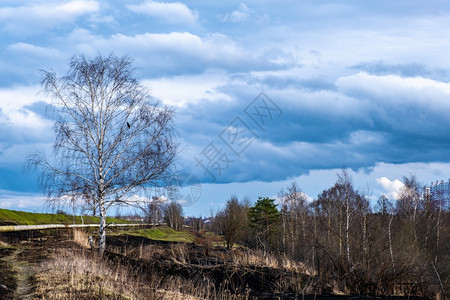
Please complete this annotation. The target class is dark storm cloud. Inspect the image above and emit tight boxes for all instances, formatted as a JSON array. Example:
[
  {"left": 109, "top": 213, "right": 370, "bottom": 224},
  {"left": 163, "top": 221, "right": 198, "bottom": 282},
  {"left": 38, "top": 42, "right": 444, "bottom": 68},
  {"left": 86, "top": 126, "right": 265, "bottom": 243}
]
[
  {"left": 4, "top": 0, "right": 450, "bottom": 211},
  {"left": 352, "top": 61, "right": 450, "bottom": 81},
  {"left": 176, "top": 71, "right": 450, "bottom": 184}
]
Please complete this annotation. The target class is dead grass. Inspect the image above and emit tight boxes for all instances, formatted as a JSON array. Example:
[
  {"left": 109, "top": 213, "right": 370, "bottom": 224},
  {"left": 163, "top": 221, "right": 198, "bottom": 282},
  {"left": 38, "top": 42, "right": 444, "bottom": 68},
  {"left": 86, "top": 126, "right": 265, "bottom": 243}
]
[
  {"left": 33, "top": 247, "right": 249, "bottom": 299},
  {"left": 34, "top": 248, "right": 152, "bottom": 299},
  {"left": 231, "top": 248, "right": 314, "bottom": 275},
  {"left": 0, "top": 240, "right": 11, "bottom": 247},
  {"left": 72, "top": 228, "right": 91, "bottom": 249},
  {"left": 30, "top": 232, "right": 314, "bottom": 299}
]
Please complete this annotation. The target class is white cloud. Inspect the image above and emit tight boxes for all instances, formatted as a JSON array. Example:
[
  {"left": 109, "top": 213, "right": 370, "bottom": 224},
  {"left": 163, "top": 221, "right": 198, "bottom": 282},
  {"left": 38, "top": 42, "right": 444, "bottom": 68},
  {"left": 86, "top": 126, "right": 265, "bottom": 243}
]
[
  {"left": 0, "top": 86, "right": 52, "bottom": 141},
  {"left": 223, "top": 3, "right": 268, "bottom": 23},
  {"left": 0, "top": 1, "right": 99, "bottom": 33},
  {"left": 3, "top": 109, "right": 49, "bottom": 132},
  {"left": 337, "top": 72, "right": 450, "bottom": 108},
  {"left": 125, "top": 194, "right": 149, "bottom": 204},
  {"left": 0, "top": 191, "right": 46, "bottom": 210},
  {"left": 7, "top": 43, "right": 63, "bottom": 60},
  {"left": 81, "top": 31, "right": 236, "bottom": 56},
  {"left": 333, "top": 72, "right": 450, "bottom": 136},
  {"left": 68, "top": 28, "right": 97, "bottom": 43},
  {"left": 143, "top": 70, "right": 233, "bottom": 107},
  {"left": 349, "top": 130, "right": 385, "bottom": 146},
  {"left": 0, "top": 85, "right": 42, "bottom": 114},
  {"left": 57, "top": 1, "right": 98, "bottom": 14},
  {"left": 111, "top": 32, "right": 241, "bottom": 59},
  {"left": 74, "top": 31, "right": 267, "bottom": 73},
  {"left": 376, "top": 177, "right": 404, "bottom": 200},
  {"left": 127, "top": 1, "right": 198, "bottom": 25},
  {"left": 223, "top": 3, "right": 251, "bottom": 23}
]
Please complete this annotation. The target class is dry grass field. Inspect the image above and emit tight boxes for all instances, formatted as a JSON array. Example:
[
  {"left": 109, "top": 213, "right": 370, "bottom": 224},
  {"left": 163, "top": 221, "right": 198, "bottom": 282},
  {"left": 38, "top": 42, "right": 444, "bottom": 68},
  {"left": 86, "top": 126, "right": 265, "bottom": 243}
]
[{"left": 0, "top": 228, "right": 436, "bottom": 300}]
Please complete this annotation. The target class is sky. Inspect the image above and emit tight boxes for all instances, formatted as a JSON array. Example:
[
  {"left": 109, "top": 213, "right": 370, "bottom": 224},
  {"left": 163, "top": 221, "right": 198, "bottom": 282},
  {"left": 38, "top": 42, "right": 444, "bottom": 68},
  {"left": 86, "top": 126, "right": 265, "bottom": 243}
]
[{"left": 1, "top": 0, "right": 450, "bottom": 216}]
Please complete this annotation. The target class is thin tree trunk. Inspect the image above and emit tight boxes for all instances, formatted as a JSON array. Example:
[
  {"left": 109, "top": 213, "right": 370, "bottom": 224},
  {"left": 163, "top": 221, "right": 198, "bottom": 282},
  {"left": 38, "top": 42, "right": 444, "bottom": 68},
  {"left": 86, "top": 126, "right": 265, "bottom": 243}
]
[
  {"left": 99, "top": 204, "right": 107, "bottom": 253},
  {"left": 412, "top": 196, "right": 418, "bottom": 243},
  {"left": 291, "top": 212, "right": 295, "bottom": 257},
  {"left": 345, "top": 197, "right": 351, "bottom": 266},
  {"left": 265, "top": 215, "right": 269, "bottom": 252},
  {"left": 282, "top": 212, "right": 285, "bottom": 254},
  {"left": 362, "top": 214, "right": 367, "bottom": 267},
  {"left": 431, "top": 262, "right": 446, "bottom": 296},
  {"left": 313, "top": 210, "right": 317, "bottom": 271},
  {"left": 339, "top": 206, "right": 343, "bottom": 262},
  {"left": 388, "top": 213, "right": 395, "bottom": 273},
  {"left": 72, "top": 197, "right": 76, "bottom": 225},
  {"left": 327, "top": 206, "right": 331, "bottom": 249},
  {"left": 346, "top": 212, "right": 350, "bottom": 266},
  {"left": 435, "top": 205, "right": 441, "bottom": 264}
]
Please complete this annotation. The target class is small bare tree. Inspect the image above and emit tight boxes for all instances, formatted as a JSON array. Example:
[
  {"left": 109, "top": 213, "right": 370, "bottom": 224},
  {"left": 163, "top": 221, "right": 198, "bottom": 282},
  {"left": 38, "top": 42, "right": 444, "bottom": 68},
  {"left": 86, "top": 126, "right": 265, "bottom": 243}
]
[
  {"left": 279, "top": 182, "right": 309, "bottom": 259},
  {"left": 163, "top": 201, "right": 184, "bottom": 231},
  {"left": 27, "top": 54, "right": 178, "bottom": 252},
  {"left": 146, "top": 196, "right": 165, "bottom": 225},
  {"left": 215, "top": 195, "right": 249, "bottom": 250}
]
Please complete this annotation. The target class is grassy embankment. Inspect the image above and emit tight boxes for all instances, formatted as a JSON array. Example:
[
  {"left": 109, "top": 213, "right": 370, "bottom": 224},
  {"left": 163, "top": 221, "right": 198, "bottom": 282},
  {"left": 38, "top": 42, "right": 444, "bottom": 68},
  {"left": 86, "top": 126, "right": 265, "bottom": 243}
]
[
  {"left": 114, "top": 227, "right": 197, "bottom": 243},
  {"left": 0, "top": 208, "right": 133, "bottom": 225},
  {"left": 0, "top": 209, "right": 206, "bottom": 245}
]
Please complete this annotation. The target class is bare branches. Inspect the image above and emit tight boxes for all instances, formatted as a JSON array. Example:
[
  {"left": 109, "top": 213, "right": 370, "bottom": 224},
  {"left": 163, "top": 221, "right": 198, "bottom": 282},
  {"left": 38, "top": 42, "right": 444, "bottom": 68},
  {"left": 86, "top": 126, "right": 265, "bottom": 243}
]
[{"left": 27, "top": 54, "right": 178, "bottom": 251}]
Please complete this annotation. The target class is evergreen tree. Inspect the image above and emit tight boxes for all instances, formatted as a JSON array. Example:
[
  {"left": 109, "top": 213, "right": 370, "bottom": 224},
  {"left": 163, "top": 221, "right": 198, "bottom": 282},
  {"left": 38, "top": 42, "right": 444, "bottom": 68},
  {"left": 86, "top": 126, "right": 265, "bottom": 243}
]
[{"left": 248, "top": 197, "right": 280, "bottom": 251}]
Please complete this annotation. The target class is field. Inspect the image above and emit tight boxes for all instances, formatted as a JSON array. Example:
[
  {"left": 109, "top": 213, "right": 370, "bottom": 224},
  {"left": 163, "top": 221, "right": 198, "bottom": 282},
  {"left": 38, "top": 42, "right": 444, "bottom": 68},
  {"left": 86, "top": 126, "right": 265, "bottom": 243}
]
[
  {"left": 0, "top": 209, "right": 437, "bottom": 299},
  {"left": 0, "top": 228, "right": 308, "bottom": 299},
  {"left": 0, "top": 229, "right": 433, "bottom": 299}
]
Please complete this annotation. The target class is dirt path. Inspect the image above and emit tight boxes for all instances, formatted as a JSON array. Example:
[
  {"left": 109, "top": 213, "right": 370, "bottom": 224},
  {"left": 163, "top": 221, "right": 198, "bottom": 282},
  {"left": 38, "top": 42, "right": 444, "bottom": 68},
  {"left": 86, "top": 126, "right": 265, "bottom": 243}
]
[
  {"left": 0, "top": 244, "right": 16, "bottom": 299},
  {"left": 11, "top": 249, "right": 35, "bottom": 299},
  {"left": 0, "top": 246, "right": 37, "bottom": 299}
]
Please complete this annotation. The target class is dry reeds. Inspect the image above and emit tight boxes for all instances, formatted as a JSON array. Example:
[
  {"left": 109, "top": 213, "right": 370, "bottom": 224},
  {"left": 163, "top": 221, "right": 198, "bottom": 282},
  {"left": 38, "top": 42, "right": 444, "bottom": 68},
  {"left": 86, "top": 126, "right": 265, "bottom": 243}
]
[
  {"left": 230, "top": 248, "right": 313, "bottom": 275},
  {"left": 34, "top": 248, "right": 153, "bottom": 299},
  {"left": 33, "top": 246, "right": 250, "bottom": 299},
  {"left": 72, "top": 229, "right": 91, "bottom": 249}
]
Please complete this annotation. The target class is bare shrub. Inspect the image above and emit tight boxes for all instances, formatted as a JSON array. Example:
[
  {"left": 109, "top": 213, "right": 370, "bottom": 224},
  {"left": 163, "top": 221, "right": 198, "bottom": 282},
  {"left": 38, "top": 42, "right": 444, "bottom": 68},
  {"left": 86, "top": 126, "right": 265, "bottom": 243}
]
[{"left": 169, "top": 243, "right": 189, "bottom": 265}]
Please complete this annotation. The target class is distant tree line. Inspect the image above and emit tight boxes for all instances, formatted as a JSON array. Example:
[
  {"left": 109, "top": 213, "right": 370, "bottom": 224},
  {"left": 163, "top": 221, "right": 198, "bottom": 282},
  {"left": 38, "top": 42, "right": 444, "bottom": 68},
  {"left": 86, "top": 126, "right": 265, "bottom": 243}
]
[
  {"left": 211, "top": 171, "right": 449, "bottom": 298},
  {"left": 143, "top": 197, "right": 184, "bottom": 232}
]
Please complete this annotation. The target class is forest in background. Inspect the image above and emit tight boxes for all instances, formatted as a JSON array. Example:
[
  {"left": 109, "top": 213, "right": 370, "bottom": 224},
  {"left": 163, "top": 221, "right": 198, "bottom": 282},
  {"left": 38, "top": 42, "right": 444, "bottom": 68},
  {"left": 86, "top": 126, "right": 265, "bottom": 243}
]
[{"left": 196, "top": 171, "right": 450, "bottom": 298}]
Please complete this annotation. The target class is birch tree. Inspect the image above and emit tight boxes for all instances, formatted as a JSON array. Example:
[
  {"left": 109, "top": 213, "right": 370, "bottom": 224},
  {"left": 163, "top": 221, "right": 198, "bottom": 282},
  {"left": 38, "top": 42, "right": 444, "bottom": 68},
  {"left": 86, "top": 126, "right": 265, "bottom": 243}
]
[
  {"left": 279, "top": 182, "right": 309, "bottom": 259},
  {"left": 375, "top": 195, "right": 396, "bottom": 272},
  {"left": 163, "top": 201, "right": 184, "bottom": 231},
  {"left": 27, "top": 54, "right": 178, "bottom": 253},
  {"left": 396, "top": 174, "right": 424, "bottom": 243}
]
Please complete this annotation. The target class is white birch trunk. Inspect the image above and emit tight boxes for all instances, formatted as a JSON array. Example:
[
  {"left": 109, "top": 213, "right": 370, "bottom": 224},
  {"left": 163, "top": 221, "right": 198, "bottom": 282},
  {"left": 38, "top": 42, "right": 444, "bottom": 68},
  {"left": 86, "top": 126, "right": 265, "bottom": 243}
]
[
  {"left": 388, "top": 213, "right": 395, "bottom": 272},
  {"left": 99, "top": 204, "right": 107, "bottom": 253}
]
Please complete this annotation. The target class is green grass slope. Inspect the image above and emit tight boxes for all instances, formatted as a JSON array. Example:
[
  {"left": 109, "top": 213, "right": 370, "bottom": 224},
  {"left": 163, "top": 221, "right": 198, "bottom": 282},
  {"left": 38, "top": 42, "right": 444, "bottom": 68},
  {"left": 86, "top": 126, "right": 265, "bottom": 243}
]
[
  {"left": 125, "top": 227, "right": 196, "bottom": 243},
  {"left": 110, "top": 226, "right": 226, "bottom": 245},
  {"left": 0, "top": 208, "right": 133, "bottom": 225}
]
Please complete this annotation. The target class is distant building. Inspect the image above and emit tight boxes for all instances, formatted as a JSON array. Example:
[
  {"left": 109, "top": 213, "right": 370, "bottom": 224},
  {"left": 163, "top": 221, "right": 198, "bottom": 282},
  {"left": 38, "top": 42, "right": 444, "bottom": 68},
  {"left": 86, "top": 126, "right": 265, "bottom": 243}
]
[{"left": 428, "top": 179, "right": 450, "bottom": 210}]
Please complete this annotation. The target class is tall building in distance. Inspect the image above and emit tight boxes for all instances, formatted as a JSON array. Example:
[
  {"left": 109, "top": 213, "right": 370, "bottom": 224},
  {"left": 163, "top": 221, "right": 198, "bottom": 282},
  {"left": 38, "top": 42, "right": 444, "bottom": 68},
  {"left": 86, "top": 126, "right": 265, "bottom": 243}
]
[{"left": 429, "top": 179, "right": 450, "bottom": 210}]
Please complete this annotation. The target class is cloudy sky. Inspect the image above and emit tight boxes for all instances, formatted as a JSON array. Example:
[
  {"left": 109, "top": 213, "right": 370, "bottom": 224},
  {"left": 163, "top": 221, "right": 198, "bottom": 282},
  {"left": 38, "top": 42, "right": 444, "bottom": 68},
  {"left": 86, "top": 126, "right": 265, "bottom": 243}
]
[{"left": 1, "top": 0, "right": 450, "bottom": 216}]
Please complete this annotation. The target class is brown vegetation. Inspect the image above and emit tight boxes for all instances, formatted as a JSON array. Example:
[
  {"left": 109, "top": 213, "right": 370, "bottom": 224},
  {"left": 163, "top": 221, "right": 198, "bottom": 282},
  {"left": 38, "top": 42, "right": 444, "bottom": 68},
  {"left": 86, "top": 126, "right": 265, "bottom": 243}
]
[
  {"left": 1, "top": 172, "right": 448, "bottom": 299},
  {"left": 211, "top": 173, "right": 449, "bottom": 299},
  {"left": 0, "top": 222, "right": 442, "bottom": 300}
]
